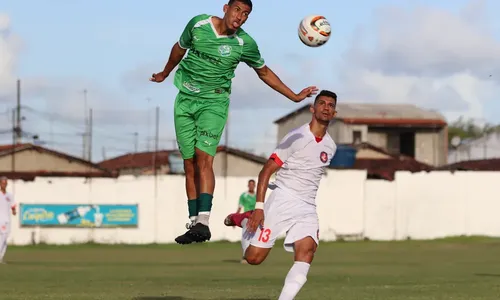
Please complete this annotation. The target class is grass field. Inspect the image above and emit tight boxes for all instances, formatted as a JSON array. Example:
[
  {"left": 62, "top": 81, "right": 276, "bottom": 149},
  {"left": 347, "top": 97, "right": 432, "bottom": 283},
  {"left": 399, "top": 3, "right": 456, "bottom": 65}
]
[{"left": 0, "top": 237, "right": 499, "bottom": 300}]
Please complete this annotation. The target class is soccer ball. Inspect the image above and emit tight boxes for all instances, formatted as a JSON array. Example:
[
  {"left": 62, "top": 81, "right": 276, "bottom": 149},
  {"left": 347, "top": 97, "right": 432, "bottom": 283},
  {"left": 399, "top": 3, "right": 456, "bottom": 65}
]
[{"left": 298, "top": 15, "right": 331, "bottom": 47}]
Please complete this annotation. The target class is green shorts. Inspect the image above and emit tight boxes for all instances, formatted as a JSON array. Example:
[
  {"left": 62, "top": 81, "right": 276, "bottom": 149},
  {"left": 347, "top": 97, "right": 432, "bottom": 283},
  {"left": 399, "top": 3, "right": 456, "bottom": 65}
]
[{"left": 174, "top": 92, "right": 229, "bottom": 159}]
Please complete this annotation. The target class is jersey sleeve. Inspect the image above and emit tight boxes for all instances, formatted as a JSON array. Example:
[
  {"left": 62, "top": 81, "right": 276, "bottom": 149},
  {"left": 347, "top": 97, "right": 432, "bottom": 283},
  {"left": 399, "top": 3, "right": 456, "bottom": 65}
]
[
  {"left": 178, "top": 14, "right": 206, "bottom": 49},
  {"left": 238, "top": 193, "right": 245, "bottom": 206},
  {"left": 269, "top": 131, "right": 306, "bottom": 167},
  {"left": 241, "top": 36, "right": 266, "bottom": 69}
]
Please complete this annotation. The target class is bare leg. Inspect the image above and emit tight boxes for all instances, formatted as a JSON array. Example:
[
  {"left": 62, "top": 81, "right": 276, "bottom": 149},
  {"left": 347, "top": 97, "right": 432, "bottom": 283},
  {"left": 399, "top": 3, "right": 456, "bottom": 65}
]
[
  {"left": 193, "top": 148, "right": 215, "bottom": 226},
  {"left": 241, "top": 219, "right": 273, "bottom": 265},
  {"left": 183, "top": 158, "right": 198, "bottom": 224}
]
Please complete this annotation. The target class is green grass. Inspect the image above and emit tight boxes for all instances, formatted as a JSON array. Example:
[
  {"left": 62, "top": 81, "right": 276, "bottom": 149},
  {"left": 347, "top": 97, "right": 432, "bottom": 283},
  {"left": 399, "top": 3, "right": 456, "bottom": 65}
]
[{"left": 1, "top": 237, "right": 500, "bottom": 299}]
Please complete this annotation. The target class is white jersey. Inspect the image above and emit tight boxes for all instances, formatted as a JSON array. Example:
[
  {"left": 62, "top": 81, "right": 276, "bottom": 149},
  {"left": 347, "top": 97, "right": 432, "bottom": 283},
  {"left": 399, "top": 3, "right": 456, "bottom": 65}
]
[
  {"left": 269, "top": 123, "right": 337, "bottom": 205},
  {"left": 0, "top": 191, "right": 15, "bottom": 224}
]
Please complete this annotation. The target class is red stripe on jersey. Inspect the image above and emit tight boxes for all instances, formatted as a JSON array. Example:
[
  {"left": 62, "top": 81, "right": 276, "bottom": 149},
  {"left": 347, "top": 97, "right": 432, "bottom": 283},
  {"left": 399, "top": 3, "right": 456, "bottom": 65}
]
[
  {"left": 270, "top": 153, "right": 284, "bottom": 166},
  {"left": 315, "top": 137, "right": 322, "bottom": 143}
]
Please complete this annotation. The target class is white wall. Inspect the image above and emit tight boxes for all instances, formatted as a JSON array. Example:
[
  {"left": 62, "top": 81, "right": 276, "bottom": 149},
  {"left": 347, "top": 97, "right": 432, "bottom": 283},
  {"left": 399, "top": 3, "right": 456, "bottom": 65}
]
[
  {"left": 7, "top": 170, "right": 500, "bottom": 245},
  {"left": 448, "top": 132, "right": 500, "bottom": 163}
]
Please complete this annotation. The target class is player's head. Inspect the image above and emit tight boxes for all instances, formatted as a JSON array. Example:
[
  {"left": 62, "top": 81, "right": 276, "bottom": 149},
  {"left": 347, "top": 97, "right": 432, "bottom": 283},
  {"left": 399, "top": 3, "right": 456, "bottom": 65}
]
[
  {"left": 310, "top": 90, "right": 337, "bottom": 124},
  {"left": 223, "top": 0, "right": 253, "bottom": 32},
  {"left": 248, "top": 179, "right": 255, "bottom": 192},
  {"left": 0, "top": 176, "right": 7, "bottom": 190}
]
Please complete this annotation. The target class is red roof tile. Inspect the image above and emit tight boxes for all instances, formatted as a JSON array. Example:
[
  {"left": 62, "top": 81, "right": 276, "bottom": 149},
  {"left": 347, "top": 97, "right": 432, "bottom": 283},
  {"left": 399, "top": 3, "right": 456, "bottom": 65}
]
[
  {"left": 437, "top": 159, "right": 500, "bottom": 171},
  {"left": 0, "top": 171, "right": 118, "bottom": 181},
  {"left": 98, "top": 151, "right": 172, "bottom": 171},
  {"left": 98, "top": 146, "right": 268, "bottom": 172},
  {"left": 351, "top": 158, "right": 433, "bottom": 180},
  {"left": 0, "top": 143, "right": 113, "bottom": 177}
]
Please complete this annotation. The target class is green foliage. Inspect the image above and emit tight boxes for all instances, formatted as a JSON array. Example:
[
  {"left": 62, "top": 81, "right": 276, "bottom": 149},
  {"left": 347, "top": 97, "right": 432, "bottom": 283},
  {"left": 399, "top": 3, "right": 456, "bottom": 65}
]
[{"left": 448, "top": 116, "right": 500, "bottom": 146}]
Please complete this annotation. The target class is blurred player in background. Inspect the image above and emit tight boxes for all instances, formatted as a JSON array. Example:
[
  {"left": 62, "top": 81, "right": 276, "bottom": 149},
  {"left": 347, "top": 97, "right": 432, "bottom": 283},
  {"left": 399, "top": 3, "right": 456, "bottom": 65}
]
[
  {"left": 150, "top": 0, "right": 318, "bottom": 245},
  {"left": 237, "top": 179, "right": 256, "bottom": 214},
  {"left": 0, "top": 177, "right": 16, "bottom": 264},
  {"left": 224, "top": 90, "right": 338, "bottom": 299},
  {"left": 234, "top": 179, "right": 256, "bottom": 263}
]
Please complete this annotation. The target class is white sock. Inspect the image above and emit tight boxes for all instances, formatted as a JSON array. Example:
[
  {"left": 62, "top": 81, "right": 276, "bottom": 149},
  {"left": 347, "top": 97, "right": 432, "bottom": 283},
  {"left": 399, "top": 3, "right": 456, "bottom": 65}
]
[
  {"left": 197, "top": 211, "right": 210, "bottom": 226},
  {"left": 241, "top": 218, "right": 251, "bottom": 256},
  {"left": 278, "top": 261, "right": 310, "bottom": 300}
]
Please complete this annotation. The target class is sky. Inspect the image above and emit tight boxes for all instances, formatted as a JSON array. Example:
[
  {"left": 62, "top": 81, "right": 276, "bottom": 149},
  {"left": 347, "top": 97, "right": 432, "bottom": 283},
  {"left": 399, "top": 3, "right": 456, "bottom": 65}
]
[{"left": 0, "top": 0, "right": 499, "bottom": 161}]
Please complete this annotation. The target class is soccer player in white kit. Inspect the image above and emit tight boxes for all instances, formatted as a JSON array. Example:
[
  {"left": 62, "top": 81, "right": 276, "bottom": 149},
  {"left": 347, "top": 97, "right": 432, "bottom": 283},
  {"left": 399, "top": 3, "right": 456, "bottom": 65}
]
[
  {"left": 224, "top": 90, "right": 338, "bottom": 300},
  {"left": 0, "top": 177, "right": 16, "bottom": 264}
]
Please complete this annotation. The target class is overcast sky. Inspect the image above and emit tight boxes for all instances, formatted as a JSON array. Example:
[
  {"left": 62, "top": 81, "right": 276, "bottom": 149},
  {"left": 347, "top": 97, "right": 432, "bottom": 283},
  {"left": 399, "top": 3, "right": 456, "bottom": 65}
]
[{"left": 0, "top": 0, "right": 499, "bottom": 161}]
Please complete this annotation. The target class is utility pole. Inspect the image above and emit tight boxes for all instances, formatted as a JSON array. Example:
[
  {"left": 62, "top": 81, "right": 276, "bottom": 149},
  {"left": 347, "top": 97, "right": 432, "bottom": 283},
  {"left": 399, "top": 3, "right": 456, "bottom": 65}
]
[
  {"left": 153, "top": 106, "right": 160, "bottom": 243},
  {"left": 225, "top": 112, "right": 230, "bottom": 175},
  {"left": 16, "top": 79, "right": 21, "bottom": 143},
  {"left": 134, "top": 132, "right": 139, "bottom": 153},
  {"left": 224, "top": 111, "right": 230, "bottom": 204},
  {"left": 153, "top": 106, "right": 160, "bottom": 201},
  {"left": 82, "top": 89, "right": 88, "bottom": 160},
  {"left": 101, "top": 146, "right": 106, "bottom": 161},
  {"left": 81, "top": 133, "right": 86, "bottom": 159},
  {"left": 153, "top": 106, "right": 159, "bottom": 176},
  {"left": 11, "top": 109, "right": 16, "bottom": 174},
  {"left": 146, "top": 97, "right": 151, "bottom": 151},
  {"left": 87, "top": 108, "right": 93, "bottom": 162}
]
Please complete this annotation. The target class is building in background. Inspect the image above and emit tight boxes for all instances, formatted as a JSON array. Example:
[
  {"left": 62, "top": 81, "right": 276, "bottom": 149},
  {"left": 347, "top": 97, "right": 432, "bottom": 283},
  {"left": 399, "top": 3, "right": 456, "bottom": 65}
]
[
  {"left": 98, "top": 150, "right": 173, "bottom": 176},
  {"left": 98, "top": 146, "right": 267, "bottom": 177},
  {"left": 329, "top": 142, "right": 433, "bottom": 181},
  {"left": 0, "top": 143, "right": 114, "bottom": 180},
  {"left": 274, "top": 103, "right": 448, "bottom": 166}
]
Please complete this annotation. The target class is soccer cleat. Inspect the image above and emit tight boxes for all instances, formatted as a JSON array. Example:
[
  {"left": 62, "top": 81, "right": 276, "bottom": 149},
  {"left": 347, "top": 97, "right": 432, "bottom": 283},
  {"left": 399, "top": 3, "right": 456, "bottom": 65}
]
[
  {"left": 175, "top": 230, "right": 195, "bottom": 245},
  {"left": 185, "top": 222, "right": 211, "bottom": 243},
  {"left": 224, "top": 210, "right": 253, "bottom": 228}
]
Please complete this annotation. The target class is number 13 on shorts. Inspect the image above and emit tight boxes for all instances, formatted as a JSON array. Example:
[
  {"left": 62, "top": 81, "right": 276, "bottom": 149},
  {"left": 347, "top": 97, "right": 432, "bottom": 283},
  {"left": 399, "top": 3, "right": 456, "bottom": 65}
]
[{"left": 258, "top": 227, "right": 272, "bottom": 243}]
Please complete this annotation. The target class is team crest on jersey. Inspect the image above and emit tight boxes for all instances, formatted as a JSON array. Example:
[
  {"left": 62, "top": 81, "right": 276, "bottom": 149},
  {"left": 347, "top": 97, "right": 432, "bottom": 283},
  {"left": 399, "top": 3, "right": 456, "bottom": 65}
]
[
  {"left": 320, "top": 151, "right": 328, "bottom": 163},
  {"left": 218, "top": 44, "right": 232, "bottom": 57}
]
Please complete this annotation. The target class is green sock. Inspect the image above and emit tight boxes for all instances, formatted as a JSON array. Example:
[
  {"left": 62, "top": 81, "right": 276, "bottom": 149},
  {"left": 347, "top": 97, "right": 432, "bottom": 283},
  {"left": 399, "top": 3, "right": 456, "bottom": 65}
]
[
  {"left": 196, "top": 197, "right": 202, "bottom": 215},
  {"left": 188, "top": 199, "right": 198, "bottom": 220},
  {"left": 198, "top": 193, "right": 213, "bottom": 213}
]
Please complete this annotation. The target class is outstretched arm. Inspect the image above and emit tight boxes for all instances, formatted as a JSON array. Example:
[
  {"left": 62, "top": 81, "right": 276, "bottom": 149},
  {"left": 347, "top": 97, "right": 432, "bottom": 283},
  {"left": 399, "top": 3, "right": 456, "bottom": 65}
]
[
  {"left": 254, "top": 66, "right": 318, "bottom": 103},
  {"left": 150, "top": 43, "right": 186, "bottom": 82},
  {"left": 151, "top": 15, "right": 202, "bottom": 83}
]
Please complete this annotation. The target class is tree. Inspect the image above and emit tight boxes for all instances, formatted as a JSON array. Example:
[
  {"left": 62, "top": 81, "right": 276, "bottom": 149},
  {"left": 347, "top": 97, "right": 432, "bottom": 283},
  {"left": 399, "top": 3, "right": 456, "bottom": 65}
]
[{"left": 448, "top": 117, "right": 500, "bottom": 147}]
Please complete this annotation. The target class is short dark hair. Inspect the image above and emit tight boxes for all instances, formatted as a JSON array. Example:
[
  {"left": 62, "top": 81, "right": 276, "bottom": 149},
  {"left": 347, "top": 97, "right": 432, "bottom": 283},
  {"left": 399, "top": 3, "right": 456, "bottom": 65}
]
[
  {"left": 314, "top": 90, "right": 337, "bottom": 106},
  {"left": 248, "top": 179, "right": 255, "bottom": 184},
  {"left": 228, "top": 0, "right": 253, "bottom": 9}
]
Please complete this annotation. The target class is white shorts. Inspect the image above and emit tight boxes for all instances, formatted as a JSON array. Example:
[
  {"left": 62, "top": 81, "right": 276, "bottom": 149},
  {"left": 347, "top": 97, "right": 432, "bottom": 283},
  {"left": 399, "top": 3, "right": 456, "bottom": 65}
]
[{"left": 246, "top": 187, "right": 319, "bottom": 253}]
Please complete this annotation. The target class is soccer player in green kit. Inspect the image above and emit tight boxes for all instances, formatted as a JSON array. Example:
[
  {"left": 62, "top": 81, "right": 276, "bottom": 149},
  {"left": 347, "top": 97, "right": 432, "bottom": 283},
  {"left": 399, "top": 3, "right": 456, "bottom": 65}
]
[
  {"left": 236, "top": 179, "right": 256, "bottom": 263},
  {"left": 237, "top": 179, "right": 256, "bottom": 214},
  {"left": 150, "top": 0, "right": 318, "bottom": 245}
]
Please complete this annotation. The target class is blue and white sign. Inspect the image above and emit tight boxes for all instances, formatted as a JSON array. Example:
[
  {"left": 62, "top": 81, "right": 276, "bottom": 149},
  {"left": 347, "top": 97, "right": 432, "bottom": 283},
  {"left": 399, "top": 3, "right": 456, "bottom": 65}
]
[{"left": 19, "top": 204, "right": 139, "bottom": 228}]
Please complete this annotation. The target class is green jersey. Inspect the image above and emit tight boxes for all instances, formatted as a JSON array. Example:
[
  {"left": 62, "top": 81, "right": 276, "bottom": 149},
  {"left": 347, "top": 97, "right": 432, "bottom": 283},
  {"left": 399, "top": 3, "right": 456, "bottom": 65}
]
[
  {"left": 174, "top": 14, "right": 266, "bottom": 99},
  {"left": 239, "top": 192, "right": 256, "bottom": 212}
]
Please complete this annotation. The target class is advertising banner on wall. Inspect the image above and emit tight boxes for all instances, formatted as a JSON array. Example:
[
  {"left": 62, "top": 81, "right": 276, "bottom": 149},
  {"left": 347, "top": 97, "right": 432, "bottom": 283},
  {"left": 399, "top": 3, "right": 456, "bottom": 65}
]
[{"left": 19, "top": 204, "right": 139, "bottom": 228}]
